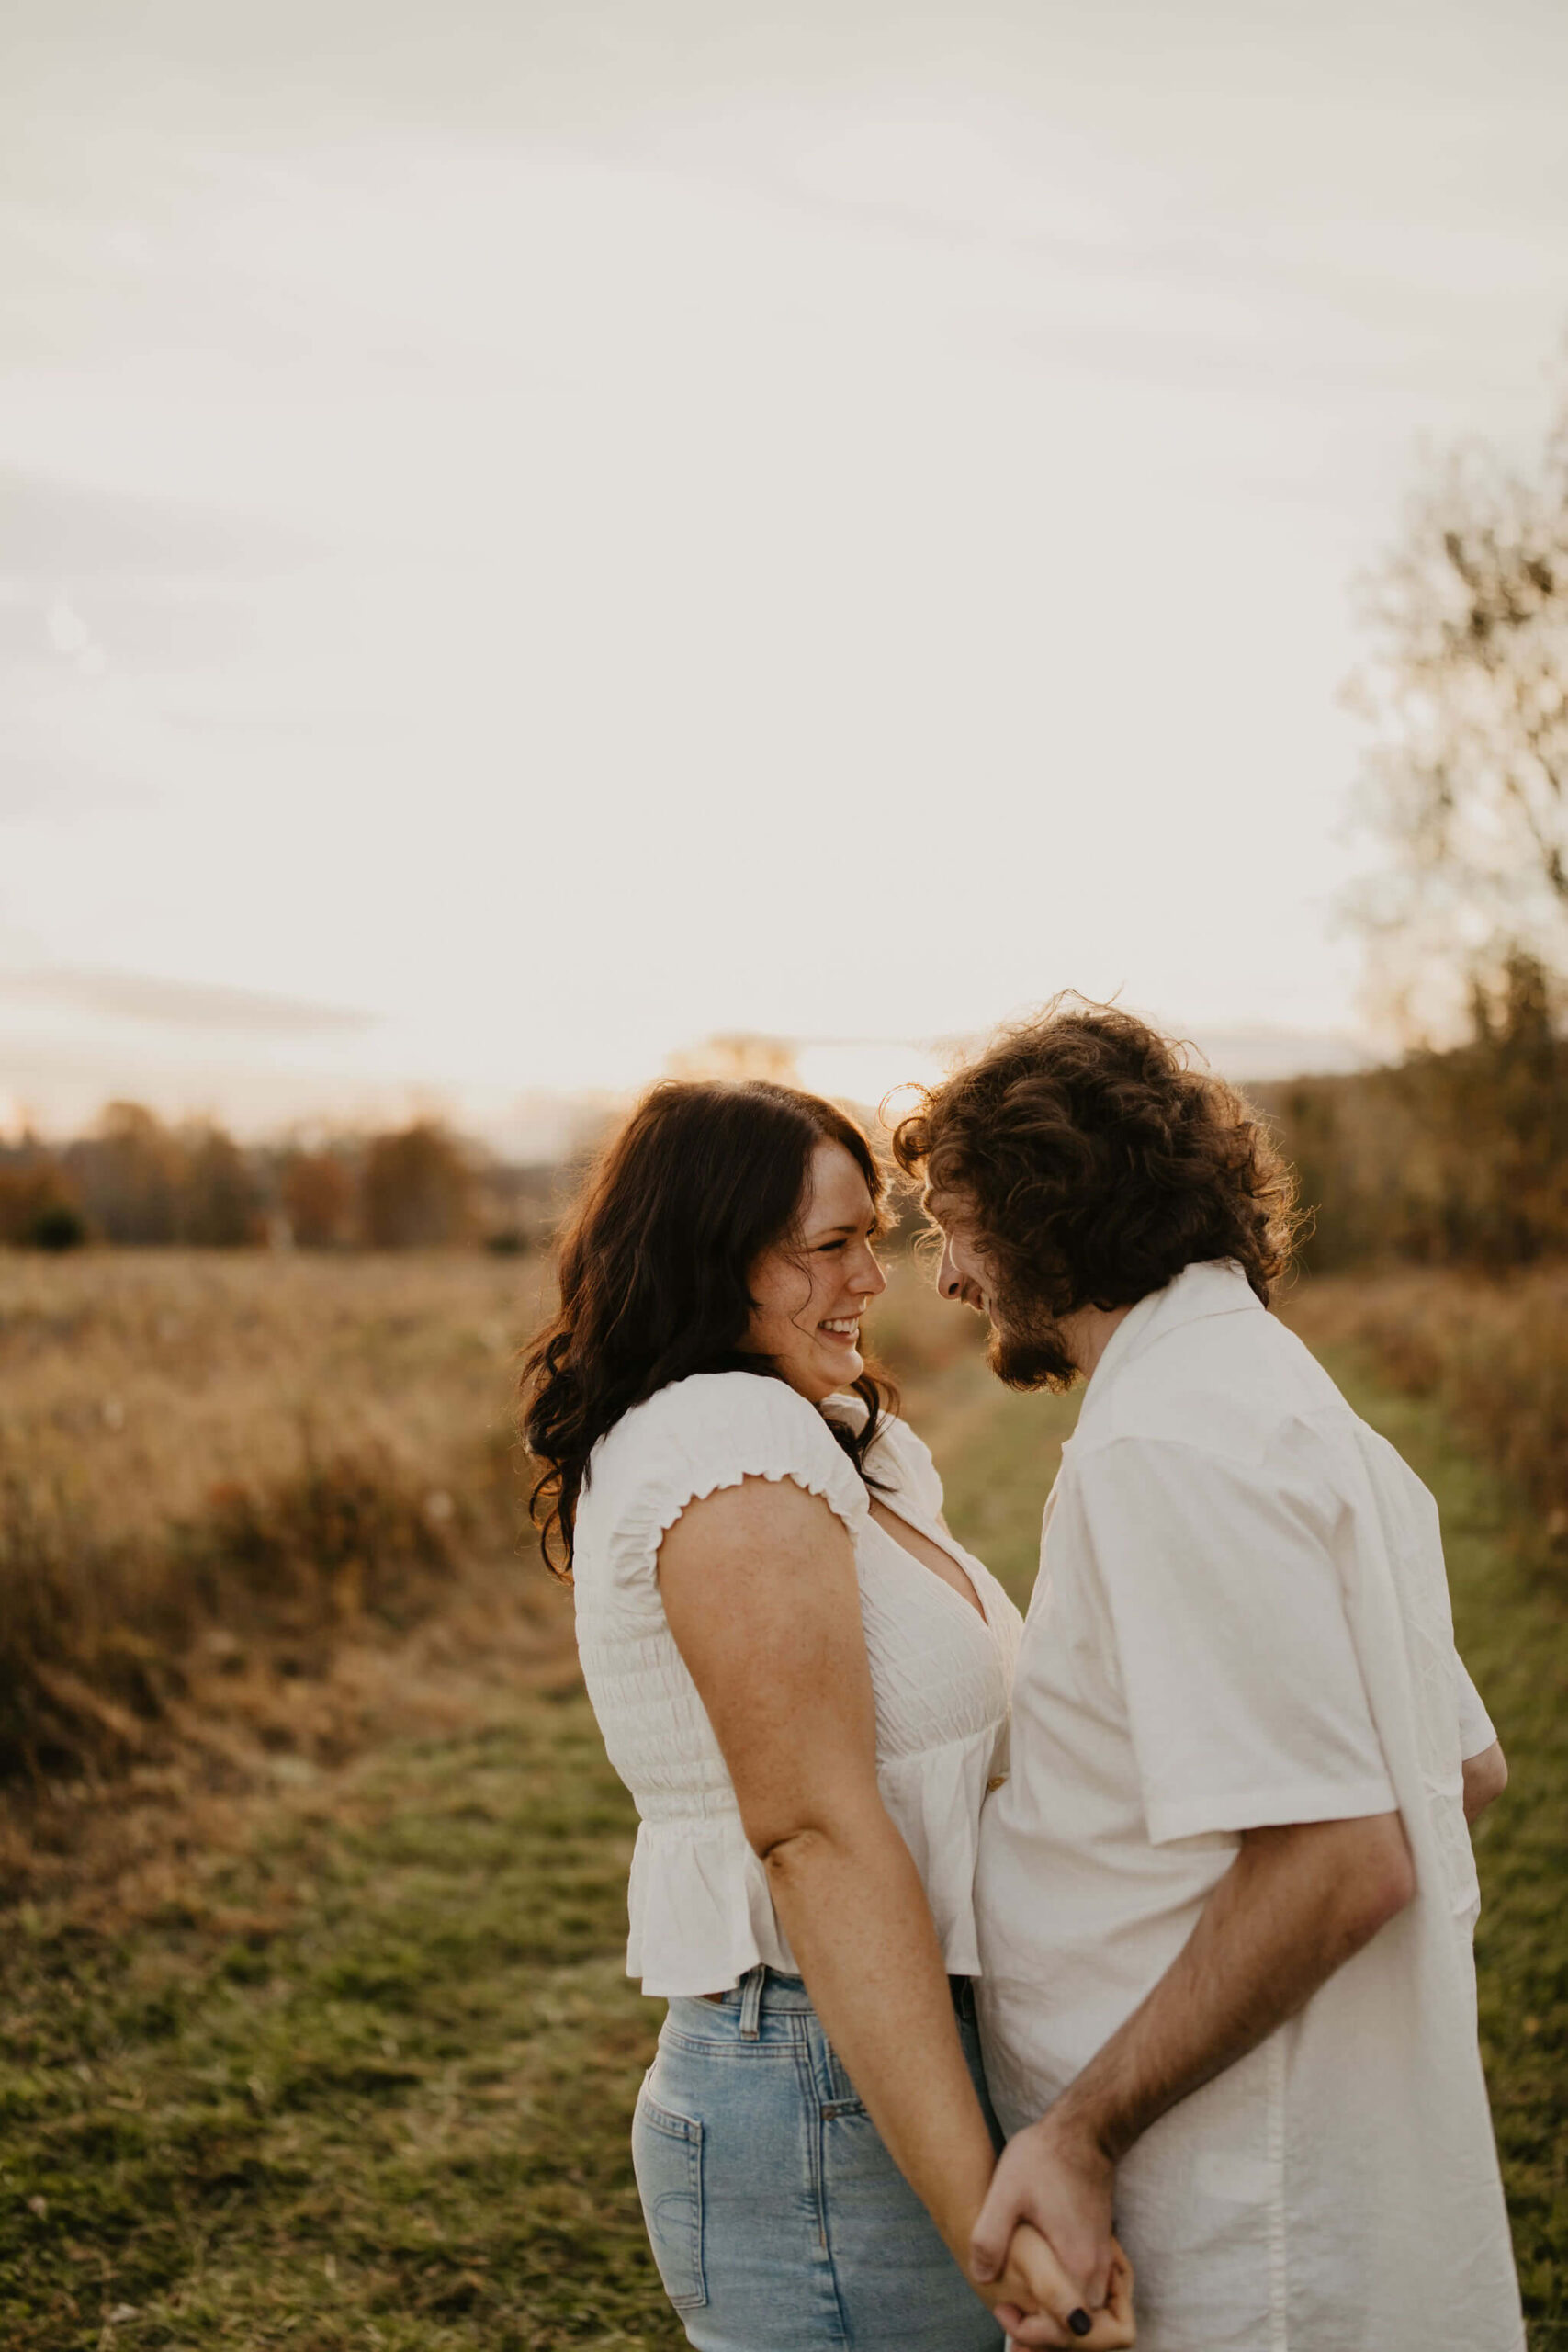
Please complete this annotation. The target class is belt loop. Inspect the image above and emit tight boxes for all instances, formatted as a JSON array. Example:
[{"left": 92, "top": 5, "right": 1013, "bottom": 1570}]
[{"left": 739, "top": 1964, "right": 765, "bottom": 2041}]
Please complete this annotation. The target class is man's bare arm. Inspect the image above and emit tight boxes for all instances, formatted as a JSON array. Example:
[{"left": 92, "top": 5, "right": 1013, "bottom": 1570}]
[{"left": 975, "top": 1811, "right": 1415, "bottom": 2343}]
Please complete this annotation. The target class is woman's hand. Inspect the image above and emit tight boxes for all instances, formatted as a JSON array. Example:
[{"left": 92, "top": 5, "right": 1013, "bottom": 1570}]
[{"left": 985, "top": 2227, "right": 1134, "bottom": 2349}]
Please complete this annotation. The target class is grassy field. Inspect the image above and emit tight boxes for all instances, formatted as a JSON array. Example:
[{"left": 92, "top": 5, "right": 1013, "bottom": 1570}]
[
  {"left": 0, "top": 1250, "right": 556, "bottom": 1873},
  {"left": 1282, "top": 1263, "right": 1568, "bottom": 1532},
  {"left": 0, "top": 1257, "right": 1562, "bottom": 2346}
]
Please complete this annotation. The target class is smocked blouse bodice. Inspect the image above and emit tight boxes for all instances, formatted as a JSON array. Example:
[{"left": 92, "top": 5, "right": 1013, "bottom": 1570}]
[{"left": 571, "top": 1370, "right": 1023, "bottom": 1996}]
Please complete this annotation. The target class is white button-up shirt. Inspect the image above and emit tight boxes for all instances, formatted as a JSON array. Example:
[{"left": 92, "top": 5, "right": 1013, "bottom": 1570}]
[{"left": 974, "top": 1260, "right": 1522, "bottom": 2352}]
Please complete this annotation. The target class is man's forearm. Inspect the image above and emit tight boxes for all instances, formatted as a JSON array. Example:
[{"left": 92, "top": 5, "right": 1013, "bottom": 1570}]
[{"left": 1055, "top": 1812, "right": 1415, "bottom": 2161}]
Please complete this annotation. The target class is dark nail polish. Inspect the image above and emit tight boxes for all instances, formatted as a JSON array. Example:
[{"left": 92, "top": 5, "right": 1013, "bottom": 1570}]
[{"left": 1067, "top": 2312, "right": 1093, "bottom": 2339}]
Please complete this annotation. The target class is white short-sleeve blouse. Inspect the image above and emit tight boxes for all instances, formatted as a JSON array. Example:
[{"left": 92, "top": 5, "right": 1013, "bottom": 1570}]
[{"left": 572, "top": 1370, "right": 1023, "bottom": 1996}]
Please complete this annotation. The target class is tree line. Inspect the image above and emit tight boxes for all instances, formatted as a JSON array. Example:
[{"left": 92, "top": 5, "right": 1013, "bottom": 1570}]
[
  {"left": 1258, "top": 951, "right": 1568, "bottom": 1273},
  {"left": 0, "top": 1104, "right": 557, "bottom": 1252}
]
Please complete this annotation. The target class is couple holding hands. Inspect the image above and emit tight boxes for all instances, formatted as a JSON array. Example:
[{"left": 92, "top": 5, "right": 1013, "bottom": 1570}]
[{"left": 522, "top": 1001, "right": 1522, "bottom": 2352}]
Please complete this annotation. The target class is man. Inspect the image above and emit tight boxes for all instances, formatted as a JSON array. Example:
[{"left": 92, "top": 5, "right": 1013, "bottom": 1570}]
[{"left": 893, "top": 1001, "right": 1522, "bottom": 2352}]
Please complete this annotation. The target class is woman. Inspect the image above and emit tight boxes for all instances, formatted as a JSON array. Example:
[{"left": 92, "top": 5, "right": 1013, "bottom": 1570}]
[{"left": 521, "top": 1080, "right": 1133, "bottom": 2351}]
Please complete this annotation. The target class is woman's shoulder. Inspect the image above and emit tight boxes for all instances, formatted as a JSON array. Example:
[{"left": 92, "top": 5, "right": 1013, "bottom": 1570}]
[{"left": 579, "top": 1372, "right": 866, "bottom": 1577}]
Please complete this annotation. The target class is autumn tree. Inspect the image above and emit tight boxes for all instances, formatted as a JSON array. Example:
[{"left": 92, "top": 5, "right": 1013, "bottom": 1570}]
[
  {"left": 1349, "top": 373, "right": 1568, "bottom": 1038},
  {"left": 0, "top": 1152, "right": 85, "bottom": 1249},
  {"left": 361, "top": 1120, "right": 474, "bottom": 1248},
  {"left": 280, "top": 1148, "right": 356, "bottom": 1247},
  {"left": 65, "top": 1102, "right": 186, "bottom": 1242},
  {"left": 57, "top": 1104, "right": 263, "bottom": 1244},
  {"left": 181, "top": 1122, "right": 263, "bottom": 1246}
]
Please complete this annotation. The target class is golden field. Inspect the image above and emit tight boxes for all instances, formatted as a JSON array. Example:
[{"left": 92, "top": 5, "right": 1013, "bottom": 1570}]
[
  {"left": 1281, "top": 1264, "right": 1568, "bottom": 1538},
  {"left": 0, "top": 1249, "right": 562, "bottom": 1887},
  {"left": 5, "top": 1244, "right": 1564, "bottom": 1832},
  {"left": 0, "top": 1245, "right": 1562, "bottom": 2345}
]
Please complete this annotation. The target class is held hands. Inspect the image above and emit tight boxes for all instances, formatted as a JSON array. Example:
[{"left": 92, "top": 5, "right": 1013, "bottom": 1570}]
[
  {"left": 970, "top": 2111, "right": 1134, "bottom": 2349},
  {"left": 976, "top": 2220, "right": 1134, "bottom": 2350}
]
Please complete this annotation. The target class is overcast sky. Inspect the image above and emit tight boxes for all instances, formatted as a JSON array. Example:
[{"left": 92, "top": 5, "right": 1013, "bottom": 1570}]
[{"left": 3, "top": 0, "right": 1566, "bottom": 1140}]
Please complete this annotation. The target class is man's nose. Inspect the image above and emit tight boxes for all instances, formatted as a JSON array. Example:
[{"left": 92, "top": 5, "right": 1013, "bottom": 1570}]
[{"left": 938, "top": 1241, "right": 963, "bottom": 1300}]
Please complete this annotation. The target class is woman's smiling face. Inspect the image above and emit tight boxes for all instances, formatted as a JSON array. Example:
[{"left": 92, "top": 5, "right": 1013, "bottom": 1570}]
[{"left": 745, "top": 1138, "right": 887, "bottom": 1404}]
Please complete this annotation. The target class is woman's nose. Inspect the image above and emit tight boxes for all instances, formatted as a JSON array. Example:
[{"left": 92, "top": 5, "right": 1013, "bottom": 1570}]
[
  {"left": 849, "top": 1247, "right": 886, "bottom": 1295},
  {"left": 938, "top": 1242, "right": 962, "bottom": 1300}
]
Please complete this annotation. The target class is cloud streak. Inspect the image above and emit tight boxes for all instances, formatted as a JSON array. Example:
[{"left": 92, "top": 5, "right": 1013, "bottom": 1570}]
[
  {"left": 0, "top": 967, "right": 380, "bottom": 1036},
  {"left": 0, "top": 466, "right": 316, "bottom": 582}
]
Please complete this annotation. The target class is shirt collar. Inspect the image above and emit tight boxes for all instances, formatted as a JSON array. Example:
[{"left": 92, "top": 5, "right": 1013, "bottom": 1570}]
[{"left": 1073, "top": 1258, "right": 1262, "bottom": 1437}]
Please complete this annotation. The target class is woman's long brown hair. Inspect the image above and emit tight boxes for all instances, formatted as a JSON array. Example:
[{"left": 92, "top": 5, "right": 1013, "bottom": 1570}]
[{"left": 519, "top": 1080, "right": 897, "bottom": 1577}]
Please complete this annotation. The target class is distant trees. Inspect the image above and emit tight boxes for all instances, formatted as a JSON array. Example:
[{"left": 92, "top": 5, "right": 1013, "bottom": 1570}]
[
  {"left": 279, "top": 1148, "right": 357, "bottom": 1248},
  {"left": 1, "top": 1107, "right": 491, "bottom": 1250},
  {"left": 182, "top": 1124, "right": 264, "bottom": 1247},
  {"left": 67, "top": 1103, "right": 186, "bottom": 1243},
  {"left": 666, "top": 1034, "right": 804, "bottom": 1084},
  {"left": 1349, "top": 374, "right": 1568, "bottom": 1038},
  {"left": 54, "top": 1104, "right": 265, "bottom": 1247},
  {"left": 0, "top": 1153, "right": 86, "bottom": 1250},
  {"left": 361, "top": 1121, "right": 475, "bottom": 1248},
  {"left": 1263, "top": 952, "right": 1568, "bottom": 1272}
]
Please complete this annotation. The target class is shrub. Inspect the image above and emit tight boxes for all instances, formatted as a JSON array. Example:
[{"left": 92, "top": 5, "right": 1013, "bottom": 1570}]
[
  {"left": 1283, "top": 1266, "right": 1568, "bottom": 1543},
  {"left": 1259, "top": 955, "right": 1568, "bottom": 1272},
  {"left": 0, "top": 1452, "right": 464, "bottom": 1786},
  {"left": 0, "top": 1161, "right": 84, "bottom": 1249},
  {"left": 28, "top": 1204, "right": 89, "bottom": 1252}
]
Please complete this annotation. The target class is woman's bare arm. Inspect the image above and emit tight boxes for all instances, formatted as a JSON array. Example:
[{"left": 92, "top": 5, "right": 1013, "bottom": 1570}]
[{"left": 658, "top": 1475, "right": 1128, "bottom": 2346}]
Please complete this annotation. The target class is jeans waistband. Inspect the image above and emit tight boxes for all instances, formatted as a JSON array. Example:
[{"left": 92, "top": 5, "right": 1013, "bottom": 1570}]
[
  {"left": 696, "top": 1967, "right": 811, "bottom": 2015},
  {"left": 693, "top": 1966, "right": 975, "bottom": 2030}
]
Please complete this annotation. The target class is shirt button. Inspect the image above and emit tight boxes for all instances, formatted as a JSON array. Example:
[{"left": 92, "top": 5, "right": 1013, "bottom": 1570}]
[{"left": 986, "top": 1773, "right": 1009, "bottom": 1792}]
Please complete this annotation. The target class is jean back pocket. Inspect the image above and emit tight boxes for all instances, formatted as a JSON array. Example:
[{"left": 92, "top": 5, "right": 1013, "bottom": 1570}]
[{"left": 632, "top": 2083, "right": 707, "bottom": 2312}]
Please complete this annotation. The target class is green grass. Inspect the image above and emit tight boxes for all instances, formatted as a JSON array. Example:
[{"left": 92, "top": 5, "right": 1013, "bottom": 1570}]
[
  {"left": 0, "top": 1705, "right": 675, "bottom": 2350},
  {"left": 1314, "top": 1351, "right": 1567, "bottom": 2344},
  {"left": 1, "top": 1336, "right": 1562, "bottom": 2346}
]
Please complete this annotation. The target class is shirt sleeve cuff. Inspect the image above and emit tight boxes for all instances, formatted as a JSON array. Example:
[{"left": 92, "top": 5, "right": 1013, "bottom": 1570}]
[{"left": 1145, "top": 1774, "right": 1400, "bottom": 1847}]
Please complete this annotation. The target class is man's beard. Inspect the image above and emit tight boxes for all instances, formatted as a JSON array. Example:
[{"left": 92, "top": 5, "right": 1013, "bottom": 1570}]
[{"left": 986, "top": 1289, "right": 1080, "bottom": 1392}]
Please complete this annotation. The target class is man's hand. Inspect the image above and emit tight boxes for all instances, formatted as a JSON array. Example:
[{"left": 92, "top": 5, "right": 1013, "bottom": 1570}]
[{"left": 971, "top": 2109, "right": 1117, "bottom": 2339}]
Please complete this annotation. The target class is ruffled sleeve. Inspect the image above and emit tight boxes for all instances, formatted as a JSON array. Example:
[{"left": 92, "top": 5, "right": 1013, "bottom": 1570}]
[{"left": 580, "top": 1370, "right": 872, "bottom": 1591}]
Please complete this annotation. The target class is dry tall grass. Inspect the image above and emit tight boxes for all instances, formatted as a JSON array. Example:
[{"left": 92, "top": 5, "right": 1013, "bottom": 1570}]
[
  {"left": 0, "top": 1250, "right": 550, "bottom": 1792},
  {"left": 0, "top": 1247, "right": 1010, "bottom": 1811},
  {"left": 1280, "top": 1264, "right": 1568, "bottom": 1542},
  {"left": 14, "top": 1240, "right": 1557, "bottom": 1848}
]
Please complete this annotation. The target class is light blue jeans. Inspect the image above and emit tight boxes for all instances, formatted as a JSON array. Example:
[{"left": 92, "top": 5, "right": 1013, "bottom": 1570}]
[{"left": 632, "top": 1966, "right": 1006, "bottom": 2351}]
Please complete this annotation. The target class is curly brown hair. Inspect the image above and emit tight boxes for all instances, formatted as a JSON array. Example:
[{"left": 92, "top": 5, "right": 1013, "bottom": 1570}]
[{"left": 891, "top": 1000, "right": 1301, "bottom": 1362}]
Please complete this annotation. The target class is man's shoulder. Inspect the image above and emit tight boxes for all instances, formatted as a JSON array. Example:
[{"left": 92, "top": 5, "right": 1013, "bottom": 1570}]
[{"left": 1074, "top": 1306, "right": 1352, "bottom": 1476}]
